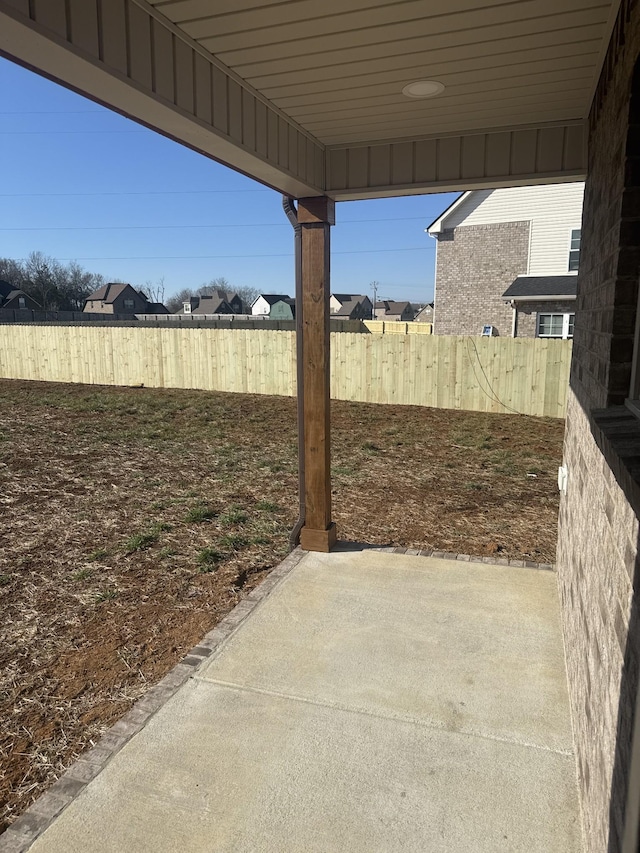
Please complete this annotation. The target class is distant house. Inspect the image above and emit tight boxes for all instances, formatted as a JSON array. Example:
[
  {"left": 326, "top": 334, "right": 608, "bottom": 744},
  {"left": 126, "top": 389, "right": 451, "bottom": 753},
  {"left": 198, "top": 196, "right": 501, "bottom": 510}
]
[
  {"left": 180, "top": 289, "right": 243, "bottom": 315},
  {"left": 374, "top": 300, "right": 415, "bottom": 321},
  {"left": 414, "top": 303, "right": 434, "bottom": 323},
  {"left": 0, "top": 280, "right": 40, "bottom": 311},
  {"left": 251, "top": 294, "right": 290, "bottom": 316},
  {"left": 426, "top": 183, "right": 584, "bottom": 337},
  {"left": 270, "top": 298, "right": 295, "bottom": 320},
  {"left": 182, "top": 295, "right": 232, "bottom": 315},
  {"left": 330, "top": 294, "right": 372, "bottom": 319},
  {"left": 84, "top": 283, "right": 149, "bottom": 315}
]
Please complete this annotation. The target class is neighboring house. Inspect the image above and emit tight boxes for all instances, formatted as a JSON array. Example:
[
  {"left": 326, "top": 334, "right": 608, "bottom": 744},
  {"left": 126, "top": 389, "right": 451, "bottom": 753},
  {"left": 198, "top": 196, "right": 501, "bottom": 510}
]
[
  {"left": 269, "top": 297, "right": 295, "bottom": 320},
  {"left": 180, "top": 289, "right": 242, "bottom": 315},
  {"left": 84, "top": 283, "right": 150, "bottom": 315},
  {"left": 374, "top": 300, "right": 415, "bottom": 321},
  {"left": 427, "top": 183, "right": 584, "bottom": 337},
  {"left": 182, "top": 295, "right": 233, "bottom": 315},
  {"left": 251, "top": 294, "right": 290, "bottom": 316},
  {"left": 329, "top": 294, "right": 372, "bottom": 318},
  {"left": 331, "top": 294, "right": 372, "bottom": 320},
  {"left": 0, "top": 280, "right": 40, "bottom": 311},
  {"left": 414, "top": 303, "right": 434, "bottom": 323},
  {"left": 502, "top": 275, "right": 577, "bottom": 339}
]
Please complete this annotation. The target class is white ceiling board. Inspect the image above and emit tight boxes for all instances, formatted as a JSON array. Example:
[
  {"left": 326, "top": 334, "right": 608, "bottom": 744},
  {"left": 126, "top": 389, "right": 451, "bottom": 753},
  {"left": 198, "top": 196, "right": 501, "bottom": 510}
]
[
  {"left": 247, "top": 25, "right": 606, "bottom": 89},
  {"left": 284, "top": 70, "right": 596, "bottom": 119},
  {"left": 203, "top": 5, "right": 610, "bottom": 69},
  {"left": 179, "top": 0, "right": 539, "bottom": 45},
  {"left": 266, "top": 47, "right": 602, "bottom": 103}
]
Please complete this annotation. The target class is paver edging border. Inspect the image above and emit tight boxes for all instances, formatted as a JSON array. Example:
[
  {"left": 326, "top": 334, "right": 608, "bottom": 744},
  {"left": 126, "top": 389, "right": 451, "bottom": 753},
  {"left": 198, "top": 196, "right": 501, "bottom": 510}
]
[
  {"left": 0, "top": 547, "right": 306, "bottom": 853},
  {"left": 372, "top": 545, "right": 555, "bottom": 571}
]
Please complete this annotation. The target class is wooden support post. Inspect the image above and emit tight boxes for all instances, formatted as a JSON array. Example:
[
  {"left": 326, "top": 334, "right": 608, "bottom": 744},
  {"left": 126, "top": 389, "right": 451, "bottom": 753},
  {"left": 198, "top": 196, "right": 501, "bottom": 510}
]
[{"left": 298, "top": 196, "right": 337, "bottom": 553}]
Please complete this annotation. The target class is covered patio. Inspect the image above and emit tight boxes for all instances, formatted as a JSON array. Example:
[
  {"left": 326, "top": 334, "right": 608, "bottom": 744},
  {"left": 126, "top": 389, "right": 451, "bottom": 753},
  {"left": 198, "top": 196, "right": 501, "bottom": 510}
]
[
  {"left": 1, "top": 0, "right": 639, "bottom": 850},
  {"left": 2, "top": 547, "right": 581, "bottom": 852}
]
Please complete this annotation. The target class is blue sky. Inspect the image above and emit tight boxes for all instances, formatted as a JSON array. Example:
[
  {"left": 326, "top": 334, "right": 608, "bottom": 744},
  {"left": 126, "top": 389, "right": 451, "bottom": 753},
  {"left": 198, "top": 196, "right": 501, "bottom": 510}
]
[{"left": 0, "top": 57, "right": 458, "bottom": 305}]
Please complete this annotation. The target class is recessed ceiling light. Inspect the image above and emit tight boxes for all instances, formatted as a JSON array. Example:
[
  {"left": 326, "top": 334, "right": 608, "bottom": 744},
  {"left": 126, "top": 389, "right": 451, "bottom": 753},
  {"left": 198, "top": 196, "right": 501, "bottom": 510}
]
[{"left": 402, "top": 80, "right": 445, "bottom": 99}]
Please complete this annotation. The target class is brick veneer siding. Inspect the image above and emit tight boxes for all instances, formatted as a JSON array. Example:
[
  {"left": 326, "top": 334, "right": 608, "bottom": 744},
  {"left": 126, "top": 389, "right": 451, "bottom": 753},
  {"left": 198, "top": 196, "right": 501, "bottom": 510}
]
[
  {"left": 556, "top": 2, "right": 640, "bottom": 851},
  {"left": 515, "top": 300, "right": 576, "bottom": 338},
  {"left": 433, "top": 221, "right": 529, "bottom": 336}
]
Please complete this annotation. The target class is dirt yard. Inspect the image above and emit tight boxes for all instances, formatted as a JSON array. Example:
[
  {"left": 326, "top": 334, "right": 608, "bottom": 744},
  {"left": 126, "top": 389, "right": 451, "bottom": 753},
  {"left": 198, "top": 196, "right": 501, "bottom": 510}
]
[{"left": 0, "top": 379, "right": 565, "bottom": 831}]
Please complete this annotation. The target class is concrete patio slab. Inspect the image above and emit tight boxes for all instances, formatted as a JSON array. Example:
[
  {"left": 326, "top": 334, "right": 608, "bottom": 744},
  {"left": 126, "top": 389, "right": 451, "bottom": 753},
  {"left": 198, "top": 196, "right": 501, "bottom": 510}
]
[
  {"left": 198, "top": 550, "right": 574, "bottom": 753},
  {"left": 19, "top": 549, "right": 582, "bottom": 852}
]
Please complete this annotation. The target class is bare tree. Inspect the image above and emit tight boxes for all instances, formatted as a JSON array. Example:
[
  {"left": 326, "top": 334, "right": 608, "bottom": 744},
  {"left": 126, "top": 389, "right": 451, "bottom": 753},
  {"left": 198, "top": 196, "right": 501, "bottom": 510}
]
[
  {"left": 140, "top": 276, "right": 166, "bottom": 304},
  {"left": 23, "top": 252, "right": 61, "bottom": 309},
  {"left": 0, "top": 257, "right": 28, "bottom": 290},
  {"left": 165, "top": 287, "right": 196, "bottom": 313}
]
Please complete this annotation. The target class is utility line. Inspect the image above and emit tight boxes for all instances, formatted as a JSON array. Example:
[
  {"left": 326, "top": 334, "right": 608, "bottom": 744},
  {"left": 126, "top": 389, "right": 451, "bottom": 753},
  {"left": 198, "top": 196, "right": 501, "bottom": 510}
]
[
  {"left": 0, "top": 110, "right": 104, "bottom": 114},
  {"left": 0, "top": 189, "right": 270, "bottom": 197},
  {"left": 0, "top": 129, "right": 148, "bottom": 134},
  {"left": 14, "top": 247, "right": 430, "bottom": 261},
  {"left": 465, "top": 337, "right": 521, "bottom": 416},
  {"left": 0, "top": 217, "right": 432, "bottom": 231}
]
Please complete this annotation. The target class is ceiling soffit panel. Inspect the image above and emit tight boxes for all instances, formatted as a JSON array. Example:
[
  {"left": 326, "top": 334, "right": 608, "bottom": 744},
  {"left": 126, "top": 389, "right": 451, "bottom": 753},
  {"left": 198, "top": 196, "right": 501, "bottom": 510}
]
[{"left": 1, "top": 0, "right": 619, "bottom": 198}]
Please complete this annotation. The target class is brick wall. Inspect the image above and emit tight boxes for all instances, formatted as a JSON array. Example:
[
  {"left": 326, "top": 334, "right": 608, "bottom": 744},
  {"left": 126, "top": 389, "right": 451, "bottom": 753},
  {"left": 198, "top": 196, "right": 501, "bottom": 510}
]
[
  {"left": 557, "top": 1, "right": 640, "bottom": 850},
  {"left": 559, "top": 394, "right": 640, "bottom": 852},
  {"left": 433, "top": 221, "right": 529, "bottom": 336},
  {"left": 515, "top": 300, "right": 576, "bottom": 338}
]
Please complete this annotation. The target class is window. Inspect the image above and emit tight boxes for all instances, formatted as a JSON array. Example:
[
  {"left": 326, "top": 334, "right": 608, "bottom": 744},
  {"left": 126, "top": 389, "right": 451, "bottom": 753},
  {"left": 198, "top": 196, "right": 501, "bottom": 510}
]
[
  {"left": 183, "top": 302, "right": 192, "bottom": 314},
  {"left": 569, "top": 229, "right": 581, "bottom": 271},
  {"left": 537, "top": 313, "right": 575, "bottom": 339},
  {"left": 123, "top": 298, "right": 135, "bottom": 309},
  {"left": 18, "top": 296, "right": 25, "bottom": 309}
]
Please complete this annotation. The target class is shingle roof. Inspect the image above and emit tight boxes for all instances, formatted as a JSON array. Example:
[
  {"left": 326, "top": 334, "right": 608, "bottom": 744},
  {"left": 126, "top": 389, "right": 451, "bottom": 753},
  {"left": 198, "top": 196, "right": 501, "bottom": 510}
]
[
  {"left": 0, "top": 280, "right": 15, "bottom": 299},
  {"left": 192, "top": 295, "right": 228, "bottom": 314},
  {"left": 333, "top": 293, "right": 369, "bottom": 305},
  {"left": 377, "top": 300, "right": 412, "bottom": 313},
  {"left": 502, "top": 276, "right": 578, "bottom": 299},
  {"left": 86, "top": 283, "right": 131, "bottom": 302},
  {"left": 256, "top": 293, "right": 290, "bottom": 306}
]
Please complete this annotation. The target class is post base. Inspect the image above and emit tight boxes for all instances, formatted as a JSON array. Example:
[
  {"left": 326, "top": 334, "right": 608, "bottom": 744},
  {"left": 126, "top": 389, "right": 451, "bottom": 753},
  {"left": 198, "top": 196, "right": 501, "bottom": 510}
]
[{"left": 300, "top": 522, "right": 337, "bottom": 553}]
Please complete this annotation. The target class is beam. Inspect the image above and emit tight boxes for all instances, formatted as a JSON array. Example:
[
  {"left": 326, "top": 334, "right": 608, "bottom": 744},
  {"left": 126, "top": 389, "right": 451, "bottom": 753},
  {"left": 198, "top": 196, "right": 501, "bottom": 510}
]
[
  {"left": 326, "top": 124, "right": 587, "bottom": 200},
  {"left": 298, "top": 197, "right": 336, "bottom": 553}
]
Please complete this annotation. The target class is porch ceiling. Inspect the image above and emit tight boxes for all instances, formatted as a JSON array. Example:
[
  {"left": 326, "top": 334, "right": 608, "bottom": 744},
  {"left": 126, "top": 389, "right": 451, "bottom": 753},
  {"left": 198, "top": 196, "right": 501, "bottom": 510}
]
[
  {"left": 151, "top": 0, "right": 613, "bottom": 145},
  {"left": 0, "top": 0, "right": 621, "bottom": 199}
]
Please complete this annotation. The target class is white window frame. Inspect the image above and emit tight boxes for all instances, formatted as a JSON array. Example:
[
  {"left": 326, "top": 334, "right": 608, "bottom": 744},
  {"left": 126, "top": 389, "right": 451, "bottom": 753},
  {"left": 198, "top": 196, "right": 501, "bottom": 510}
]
[
  {"left": 536, "top": 312, "right": 575, "bottom": 340},
  {"left": 568, "top": 228, "right": 581, "bottom": 272}
]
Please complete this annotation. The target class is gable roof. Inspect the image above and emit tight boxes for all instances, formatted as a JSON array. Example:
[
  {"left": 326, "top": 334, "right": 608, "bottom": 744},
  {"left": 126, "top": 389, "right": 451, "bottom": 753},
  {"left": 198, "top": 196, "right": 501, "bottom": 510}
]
[
  {"left": 426, "top": 193, "right": 467, "bottom": 234},
  {"left": 0, "top": 280, "right": 16, "bottom": 299},
  {"left": 191, "top": 295, "right": 230, "bottom": 314},
  {"left": 332, "top": 293, "right": 370, "bottom": 305},
  {"left": 376, "top": 300, "right": 412, "bottom": 313},
  {"left": 502, "top": 275, "right": 578, "bottom": 301},
  {"left": 253, "top": 293, "right": 290, "bottom": 306},
  {"left": 0, "top": 286, "right": 40, "bottom": 309},
  {"left": 86, "top": 283, "right": 139, "bottom": 303},
  {"left": 334, "top": 299, "right": 362, "bottom": 316}
]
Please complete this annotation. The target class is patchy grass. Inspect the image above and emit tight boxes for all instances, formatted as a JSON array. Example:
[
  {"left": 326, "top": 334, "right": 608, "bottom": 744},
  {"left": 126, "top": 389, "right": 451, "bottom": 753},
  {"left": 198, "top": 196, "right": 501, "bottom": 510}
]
[
  {"left": 184, "top": 505, "right": 217, "bottom": 523},
  {"left": 196, "top": 547, "right": 225, "bottom": 572},
  {"left": 0, "top": 379, "right": 565, "bottom": 833}
]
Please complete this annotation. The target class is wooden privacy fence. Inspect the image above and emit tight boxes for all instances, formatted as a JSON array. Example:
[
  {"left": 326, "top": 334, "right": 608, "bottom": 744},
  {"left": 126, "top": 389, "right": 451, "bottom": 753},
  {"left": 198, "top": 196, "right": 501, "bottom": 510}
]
[{"left": 0, "top": 325, "right": 572, "bottom": 418}]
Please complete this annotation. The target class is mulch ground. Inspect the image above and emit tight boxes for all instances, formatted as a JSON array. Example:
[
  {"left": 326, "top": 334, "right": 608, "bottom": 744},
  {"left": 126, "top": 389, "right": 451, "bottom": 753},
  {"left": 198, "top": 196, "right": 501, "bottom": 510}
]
[{"left": 0, "top": 379, "right": 565, "bottom": 832}]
